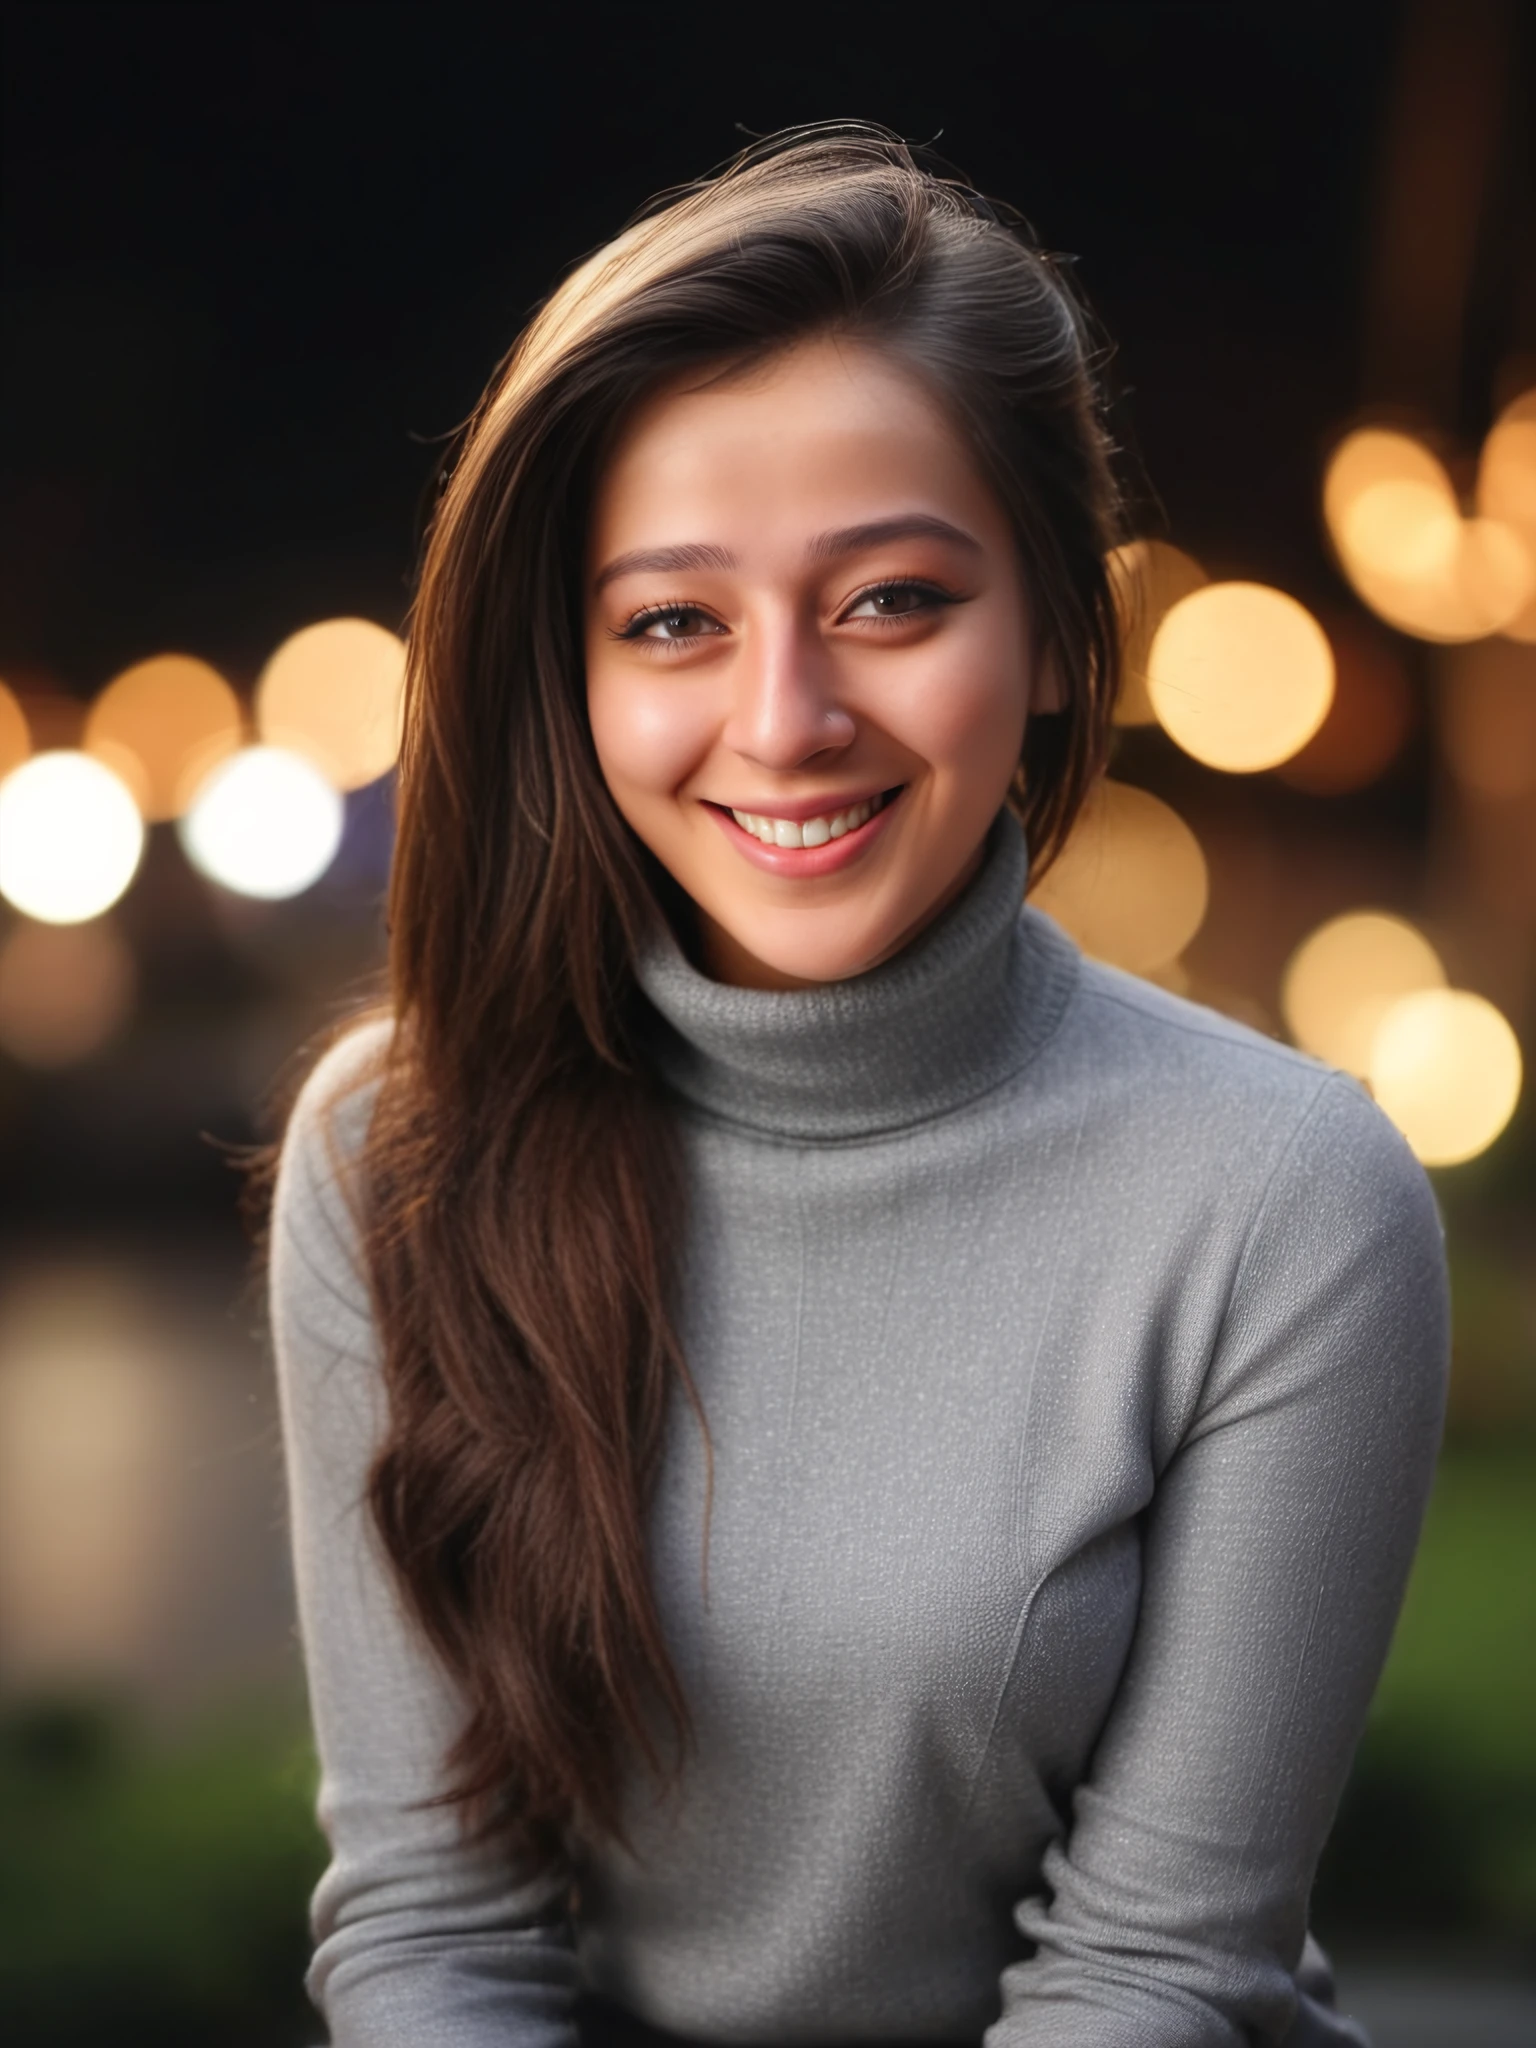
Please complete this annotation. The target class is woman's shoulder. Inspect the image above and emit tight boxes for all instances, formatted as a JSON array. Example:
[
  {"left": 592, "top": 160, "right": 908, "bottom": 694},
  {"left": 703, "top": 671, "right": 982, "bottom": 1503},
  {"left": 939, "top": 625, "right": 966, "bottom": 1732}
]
[
  {"left": 270, "top": 1012, "right": 396, "bottom": 1334},
  {"left": 1032, "top": 924, "right": 1432, "bottom": 1216},
  {"left": 279, "top": 1011, "right": 396, "bottom": 1195},
  {"left": 1044, "top": 930, "right": 1338, "bottom": 1103}
]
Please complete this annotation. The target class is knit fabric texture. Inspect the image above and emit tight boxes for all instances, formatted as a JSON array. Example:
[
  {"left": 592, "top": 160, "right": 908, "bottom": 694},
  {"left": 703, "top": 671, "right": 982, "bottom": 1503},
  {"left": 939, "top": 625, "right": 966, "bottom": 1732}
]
[{"left": 271, "top": 806, "right": 1449, "bottom": 2048}]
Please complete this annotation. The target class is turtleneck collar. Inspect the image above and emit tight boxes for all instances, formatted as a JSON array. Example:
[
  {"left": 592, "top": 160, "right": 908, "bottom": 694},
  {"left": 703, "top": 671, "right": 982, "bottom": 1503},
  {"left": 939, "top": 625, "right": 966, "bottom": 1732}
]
[{"left": 633, "top": 808, "right": 1080, "bottom": 1143}]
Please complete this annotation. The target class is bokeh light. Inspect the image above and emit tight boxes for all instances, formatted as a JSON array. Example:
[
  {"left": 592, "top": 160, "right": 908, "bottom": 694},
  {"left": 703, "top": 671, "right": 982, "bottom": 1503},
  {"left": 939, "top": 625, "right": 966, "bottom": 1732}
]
[
  {"left": 0, "top": 1271, "right": 193, "bottom": 1685},
  {"left": 1477, "top": 389, "right": 1536, "bottom": 642},
  {"left": 1325, "top": 425, "right": 1535, "bottom": 641},
  {"left": 1323, "top": 426, "right": 1454, "bottom": 535},
  {"left": 1147, "top": 581, "right": 1335, "bottom": 770},
  {"left": 0, "top": 681, "right": 28, "bottom": 777},
  {"left": 1107, "top": 539, "right": 1208, "bottom": 725},
  {"left": 255, "top": 616, "right": 406, "bottom": 790},
  {"left": 1275, "top": 615, "right": 1413, "bottom": 794},
  {"left": 179, "top": 745, "right": 344, "bottom": 899},
  {"left": 1029, "top": 778, "right": 1208, "bottom": 973},
  {"left": 0, "top": 917, "right": 136, "bottom": 1068},
  {"left": 1281, "top": 911, "right": 1445, "bottom": 1077},
  {"left": 1439, "top": 638, "right": 1536, "bottom": 799},
  {"left": 0, "top": 750, "right": 145, "bottom": 924},
  {"left": 1369, "top": 988, "right": 1522, "bottom": 1166},
  {"left": 86, "top": 653, "right": 243, "bottom": 821}
]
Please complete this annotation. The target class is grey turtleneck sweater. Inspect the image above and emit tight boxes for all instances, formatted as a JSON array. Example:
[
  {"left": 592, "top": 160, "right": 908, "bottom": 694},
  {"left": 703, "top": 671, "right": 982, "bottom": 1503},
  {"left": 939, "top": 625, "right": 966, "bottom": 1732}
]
[{"left": 271, "top": 809, "right": 1449, "bottom": 2048}]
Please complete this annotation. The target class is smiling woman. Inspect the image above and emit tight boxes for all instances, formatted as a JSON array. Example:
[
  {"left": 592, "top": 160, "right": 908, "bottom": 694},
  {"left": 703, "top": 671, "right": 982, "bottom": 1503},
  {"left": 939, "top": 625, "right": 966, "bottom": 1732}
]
[
  {"left": 260, "top": 125, "right": 1448, "bottom": 2048},
  {"left": 585, "top": 339, "right": 1053, "bottom": 987}
]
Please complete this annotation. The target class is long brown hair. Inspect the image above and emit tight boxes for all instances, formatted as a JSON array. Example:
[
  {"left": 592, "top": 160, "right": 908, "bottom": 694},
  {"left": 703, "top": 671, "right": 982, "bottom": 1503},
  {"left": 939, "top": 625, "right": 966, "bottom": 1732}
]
[{"left": 295, "top": 124, "right": 1124, "bottom": 1863}]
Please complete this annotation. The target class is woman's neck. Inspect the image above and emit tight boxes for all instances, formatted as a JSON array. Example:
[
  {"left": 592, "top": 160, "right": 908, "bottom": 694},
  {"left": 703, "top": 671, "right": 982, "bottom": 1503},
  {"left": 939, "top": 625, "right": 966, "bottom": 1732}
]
[
  {"left": 695, "top": 835, "right": 991, "bottom": 993},
  {"left": 632, "top": 808, "right": 1080, "bottom": 1142}
]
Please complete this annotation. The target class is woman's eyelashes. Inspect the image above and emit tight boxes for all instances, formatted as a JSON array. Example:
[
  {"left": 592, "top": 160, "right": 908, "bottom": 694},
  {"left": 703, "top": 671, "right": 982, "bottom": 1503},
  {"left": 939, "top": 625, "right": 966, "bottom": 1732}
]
[
  {"left": 615, "top": 602, "right": 727, "bottom": 645},
  {"left": 613, "top": 579, "right": 961, "bottom": 650},
  {"left": 841, "top": 578, "right": 961, "bottom": 623}
]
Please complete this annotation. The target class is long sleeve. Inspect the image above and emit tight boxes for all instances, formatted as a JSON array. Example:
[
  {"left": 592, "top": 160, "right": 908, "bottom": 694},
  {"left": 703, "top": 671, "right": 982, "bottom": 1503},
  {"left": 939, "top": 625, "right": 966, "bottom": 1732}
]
[
  {"left": 991, "top": 1071, "right": 1450, "bottom": 2047},
  {"left": 270, "top": 1026, "right": 581, "bottom": 2048}
]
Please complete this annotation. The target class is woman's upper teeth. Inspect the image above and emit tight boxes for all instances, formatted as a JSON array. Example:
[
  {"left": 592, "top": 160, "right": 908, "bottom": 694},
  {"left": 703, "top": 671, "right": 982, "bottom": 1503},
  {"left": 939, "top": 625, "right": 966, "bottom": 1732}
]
[{"left": 729, "top": 794, "right": 885, "bottom": 847}]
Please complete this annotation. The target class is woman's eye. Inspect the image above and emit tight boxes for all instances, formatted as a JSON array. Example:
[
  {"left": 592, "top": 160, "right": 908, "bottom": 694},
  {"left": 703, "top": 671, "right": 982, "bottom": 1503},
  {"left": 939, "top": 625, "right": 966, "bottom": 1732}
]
[
  {"left": 626, "top": 605, "right": 724, "bottom": 642},
  {"left": 844, "top": 582, "right": 943, "bottom": 621}
]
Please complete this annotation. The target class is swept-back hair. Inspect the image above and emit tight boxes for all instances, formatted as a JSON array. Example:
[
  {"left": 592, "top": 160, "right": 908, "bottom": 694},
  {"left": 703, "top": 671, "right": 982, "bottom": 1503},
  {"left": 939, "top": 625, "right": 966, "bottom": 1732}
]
[{"left": 296, "top": 123, "right": 1123, "bottom": 1861}]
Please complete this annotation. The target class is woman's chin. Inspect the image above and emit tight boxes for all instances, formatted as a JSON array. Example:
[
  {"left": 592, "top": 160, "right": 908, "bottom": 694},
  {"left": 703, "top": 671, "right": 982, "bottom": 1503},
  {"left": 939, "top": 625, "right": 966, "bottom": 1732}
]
[{"left": 700, "top": 914, "right": 903, "bottom": 991}]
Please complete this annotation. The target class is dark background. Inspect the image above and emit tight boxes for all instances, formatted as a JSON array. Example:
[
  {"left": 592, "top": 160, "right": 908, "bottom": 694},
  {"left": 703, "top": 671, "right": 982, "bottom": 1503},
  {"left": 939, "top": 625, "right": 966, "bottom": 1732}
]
[
  {"left": 0, "top": 1, "right": 1445, "bottom": 695},
  {"left": 1, "top": 5, "right": 1533, "bottom": 2044}
]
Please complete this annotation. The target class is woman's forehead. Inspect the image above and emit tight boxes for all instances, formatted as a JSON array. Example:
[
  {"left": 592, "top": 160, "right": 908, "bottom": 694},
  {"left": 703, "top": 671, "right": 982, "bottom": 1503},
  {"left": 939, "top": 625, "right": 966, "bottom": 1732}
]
[{"left": 587, "top": 337, "right": 1003, "bottom": 571}]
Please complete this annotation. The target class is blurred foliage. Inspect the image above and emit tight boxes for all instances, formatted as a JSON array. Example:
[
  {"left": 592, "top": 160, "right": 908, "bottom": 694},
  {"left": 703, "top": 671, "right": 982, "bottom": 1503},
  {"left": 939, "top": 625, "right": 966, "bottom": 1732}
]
[
  {"left": 0, "top": 1446, "right": 1530, "bottom": 2040},
  {"left": 1316, "top": 1442, "right": 1536, "bottom": 1969},
  {"left": 1442, "top": 1227, "right": 1536, "bottom": 1433},
  {"left": 0, "top": 1693, "right": 323, "bottom": 2047}
]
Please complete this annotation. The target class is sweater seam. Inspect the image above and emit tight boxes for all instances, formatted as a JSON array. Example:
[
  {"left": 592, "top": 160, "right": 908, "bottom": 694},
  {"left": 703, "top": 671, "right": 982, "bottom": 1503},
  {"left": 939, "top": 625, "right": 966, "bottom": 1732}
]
[
  {"left": 1081, "top": 980, "right": 1325, "bottom": 1073},
  {"left": 956, "top": 1090, "right": 1091, "bottom": 1832},
  {"left": 1192, "top": 1067, "right": 1345, "bottom": 1421}
]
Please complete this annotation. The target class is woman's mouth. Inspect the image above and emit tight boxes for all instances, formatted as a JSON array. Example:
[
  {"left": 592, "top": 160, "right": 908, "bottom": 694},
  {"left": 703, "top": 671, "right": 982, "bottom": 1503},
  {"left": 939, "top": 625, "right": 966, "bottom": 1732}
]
[
  {"left": 706, "top": 786, "right": 906, "bottom": 875},
  {"left": 727, "top": 788, "right": 895, "bottom": 848}
]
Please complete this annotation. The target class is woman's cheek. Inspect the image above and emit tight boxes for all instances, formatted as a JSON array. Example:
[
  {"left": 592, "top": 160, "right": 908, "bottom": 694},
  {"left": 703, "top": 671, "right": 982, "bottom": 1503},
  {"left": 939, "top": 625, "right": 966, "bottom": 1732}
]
[
  {"left": 588, "top": 671, "right": 714, "bottom": 804},
  {"left": 877, "top": 641, "right": 1030, "bottom": 768}
]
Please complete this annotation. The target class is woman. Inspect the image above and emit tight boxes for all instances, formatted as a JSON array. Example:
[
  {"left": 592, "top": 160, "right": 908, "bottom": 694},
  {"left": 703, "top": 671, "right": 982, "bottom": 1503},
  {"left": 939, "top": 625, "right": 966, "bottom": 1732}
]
[{"left": 269, "top": 126, "right": 1449, "bottom": 2048}]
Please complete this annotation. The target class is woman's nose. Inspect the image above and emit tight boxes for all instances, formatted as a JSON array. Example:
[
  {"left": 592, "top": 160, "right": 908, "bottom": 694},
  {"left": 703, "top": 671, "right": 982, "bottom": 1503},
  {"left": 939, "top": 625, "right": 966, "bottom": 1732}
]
[{"left": 721, "top": 613, "right": 857, "bottom": 769}]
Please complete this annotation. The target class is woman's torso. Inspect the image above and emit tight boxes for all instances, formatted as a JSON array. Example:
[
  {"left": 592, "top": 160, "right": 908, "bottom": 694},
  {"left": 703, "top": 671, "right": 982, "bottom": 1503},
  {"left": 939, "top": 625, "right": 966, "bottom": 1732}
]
[{"left": 575, "top": 875, "right": 1415, "bottom": 2044}]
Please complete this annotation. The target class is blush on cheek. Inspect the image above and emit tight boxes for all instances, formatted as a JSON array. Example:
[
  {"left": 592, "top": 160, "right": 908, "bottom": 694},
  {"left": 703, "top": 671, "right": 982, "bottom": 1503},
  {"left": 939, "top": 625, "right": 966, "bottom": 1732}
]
[
  {"left": 587, "top": 681, "right": 708, "bottom": 803},
  {"left": 881, "top": 654, "right": 1030, "bottom": 763}
]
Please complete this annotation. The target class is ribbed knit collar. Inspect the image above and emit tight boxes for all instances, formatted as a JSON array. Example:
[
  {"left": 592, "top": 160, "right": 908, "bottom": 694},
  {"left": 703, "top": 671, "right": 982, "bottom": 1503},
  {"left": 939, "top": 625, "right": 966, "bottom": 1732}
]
[{"left": 633, "top": 807, "right": 1080, "bottom": 1142}]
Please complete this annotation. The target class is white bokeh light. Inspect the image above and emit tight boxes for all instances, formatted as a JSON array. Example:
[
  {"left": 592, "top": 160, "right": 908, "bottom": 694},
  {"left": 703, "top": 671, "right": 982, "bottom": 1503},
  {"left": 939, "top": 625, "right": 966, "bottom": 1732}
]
[
  {"left": 179, "top": 745, "right": 344, "bottom": 900},
  {"left": 0, "top": 751, "right": 146, "bottom": 924}
]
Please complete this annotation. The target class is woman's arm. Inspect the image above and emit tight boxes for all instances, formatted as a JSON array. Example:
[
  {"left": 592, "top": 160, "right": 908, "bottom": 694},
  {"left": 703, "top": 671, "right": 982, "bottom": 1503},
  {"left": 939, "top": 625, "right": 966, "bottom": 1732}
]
[
  {"left": 993, "top": 1070, "right": 1450, "bottom": 2047},
  {"left": 271, "top": 1027, "right": 581, "bottom": 2048}
]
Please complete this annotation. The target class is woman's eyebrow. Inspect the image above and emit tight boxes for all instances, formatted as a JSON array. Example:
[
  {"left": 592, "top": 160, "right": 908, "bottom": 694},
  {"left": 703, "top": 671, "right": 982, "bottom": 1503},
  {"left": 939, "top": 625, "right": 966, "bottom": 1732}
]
[
  {"left": 805, "top": 514, "right": 983, "bottom": 563},
  {"left": 594, "top": 515, "right": 982, "bottom": 595},
  {"left": 593, "top": 541, "right": 737, "bottom": 593}
]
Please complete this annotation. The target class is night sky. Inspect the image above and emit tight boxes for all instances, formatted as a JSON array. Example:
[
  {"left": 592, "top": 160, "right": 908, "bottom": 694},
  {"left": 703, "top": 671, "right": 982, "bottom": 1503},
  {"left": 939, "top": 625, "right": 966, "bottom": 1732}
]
[{"left": 3, "top": 2, "right": 1412, "bottom": 699}]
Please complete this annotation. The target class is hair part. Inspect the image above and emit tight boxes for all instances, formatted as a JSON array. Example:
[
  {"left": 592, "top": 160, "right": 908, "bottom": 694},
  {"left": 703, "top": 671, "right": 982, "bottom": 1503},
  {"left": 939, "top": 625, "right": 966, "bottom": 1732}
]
[{"left": 296, "top": 122, "right": 1125, "bottom": 1863}]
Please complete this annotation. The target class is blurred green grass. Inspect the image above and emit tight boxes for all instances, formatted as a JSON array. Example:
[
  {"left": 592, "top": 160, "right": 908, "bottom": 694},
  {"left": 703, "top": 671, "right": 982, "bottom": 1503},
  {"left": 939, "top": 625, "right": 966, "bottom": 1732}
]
[
  {"left": 0, "top": 1696, "right": 323, "bottom": 2046},
  {"left": 1315, "top": 1440, "right": 1536, "bottom": 1968},
  {"left": 1370, "top": 1448, "right": 1535, "bottom": 1779},
  {"left": 0, "top": 1441, "right": 1529, "bottom": 2041}
]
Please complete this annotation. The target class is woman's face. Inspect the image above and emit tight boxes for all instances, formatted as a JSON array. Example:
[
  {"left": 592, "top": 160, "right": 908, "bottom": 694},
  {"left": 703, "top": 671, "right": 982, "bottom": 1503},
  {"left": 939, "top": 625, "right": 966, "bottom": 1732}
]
[{"left": 583, "top": 334, "right": 1060, "bottom": 989}]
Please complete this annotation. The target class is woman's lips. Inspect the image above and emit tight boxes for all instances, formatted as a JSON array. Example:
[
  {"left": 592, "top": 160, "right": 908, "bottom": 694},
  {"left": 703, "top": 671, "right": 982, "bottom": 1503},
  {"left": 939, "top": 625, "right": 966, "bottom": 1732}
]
[{"left": 706, "top": 787, "right": 905, "bottom": 876}]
